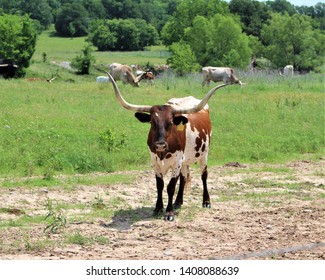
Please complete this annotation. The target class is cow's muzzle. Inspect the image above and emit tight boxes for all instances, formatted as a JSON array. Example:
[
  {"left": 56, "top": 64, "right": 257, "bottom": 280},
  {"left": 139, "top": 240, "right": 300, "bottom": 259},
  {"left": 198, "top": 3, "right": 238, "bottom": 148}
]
[{"left": 155, "top": 142, "right": 168, "bottom": 152}]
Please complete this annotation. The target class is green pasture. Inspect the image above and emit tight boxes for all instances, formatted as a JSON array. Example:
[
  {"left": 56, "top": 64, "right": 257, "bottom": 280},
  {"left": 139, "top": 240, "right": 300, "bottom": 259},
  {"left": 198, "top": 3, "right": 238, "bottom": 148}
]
[
  {"left": 33, "top": 29, "right": 169, "bottom": 67},
  {"left": 0, "top": 32, "right": 324, "bottom": 178}
]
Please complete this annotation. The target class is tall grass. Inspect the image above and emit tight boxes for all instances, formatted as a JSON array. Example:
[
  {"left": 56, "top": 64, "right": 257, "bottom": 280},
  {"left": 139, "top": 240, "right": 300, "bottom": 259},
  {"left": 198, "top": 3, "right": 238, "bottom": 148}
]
[{"left": 0, "top": 32, "right": 323, "bottom": 178}]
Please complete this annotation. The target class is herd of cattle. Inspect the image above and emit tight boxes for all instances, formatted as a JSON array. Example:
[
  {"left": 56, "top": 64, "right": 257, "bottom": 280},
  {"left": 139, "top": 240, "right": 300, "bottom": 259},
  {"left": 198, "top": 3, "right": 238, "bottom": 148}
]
[
  {"left": 99, "top": 62, "right": 246, "bottom": 87},
  {"left": 0, "top": 58, "right": 295, "bottom": 87}
]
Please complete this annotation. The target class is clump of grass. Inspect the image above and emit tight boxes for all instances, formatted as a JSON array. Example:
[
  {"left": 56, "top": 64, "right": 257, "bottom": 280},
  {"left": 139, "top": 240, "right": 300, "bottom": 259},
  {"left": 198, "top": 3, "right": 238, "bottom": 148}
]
[{"left": 92, "top": 194, "right": 106, "bottom": 210}]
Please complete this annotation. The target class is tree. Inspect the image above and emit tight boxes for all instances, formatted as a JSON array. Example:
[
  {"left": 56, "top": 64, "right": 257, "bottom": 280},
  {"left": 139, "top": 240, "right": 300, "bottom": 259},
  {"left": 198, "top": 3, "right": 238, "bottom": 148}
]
[
  {"left": 88, "top": 18, "right": 159, "bottom": 51},
  {"left": 184, "top": 14, "right": 251, "bottom": 67},
  {"left": 261, "top": 13, "right": 325, "bottom": 71},
  {"left": 55, "top": 3, "right": 89, "bottom": 37},
  {"left": 71, "top": 44, "right": 96, "bottom": 74},
  {"left": 0, "top": 14, "right": 37, "bottom": 77},
  {"left": 266, "top": 0, "right": 295, "bottom": 16},
  {"left": 167, "top": 42, "right": 200, "bottom": 76},
  {"left": 20, "top": 0, "right": 54, "bottom": 29},
  {"left": 229, "top": 0, "right": 271, "bottom": 37},
  {"left": 161, "top": 0, "right": 229, "bottom": 45}
]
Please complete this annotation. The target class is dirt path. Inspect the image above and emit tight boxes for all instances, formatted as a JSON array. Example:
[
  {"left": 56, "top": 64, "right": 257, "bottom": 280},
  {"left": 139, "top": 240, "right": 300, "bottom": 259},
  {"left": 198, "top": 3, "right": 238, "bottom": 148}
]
[{"left": 0, "top": 160, "right": 324, "bottom": 260}]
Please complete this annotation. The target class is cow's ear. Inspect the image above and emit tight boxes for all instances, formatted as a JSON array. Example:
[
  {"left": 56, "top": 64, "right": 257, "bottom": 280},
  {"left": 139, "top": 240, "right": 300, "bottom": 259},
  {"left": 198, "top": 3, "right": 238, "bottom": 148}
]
[
  {"left": 173, "top": 116, "right": 188, "bottom": 126},
  {"left": 135, "top": 112, "right": 151, "bottom": 123}
]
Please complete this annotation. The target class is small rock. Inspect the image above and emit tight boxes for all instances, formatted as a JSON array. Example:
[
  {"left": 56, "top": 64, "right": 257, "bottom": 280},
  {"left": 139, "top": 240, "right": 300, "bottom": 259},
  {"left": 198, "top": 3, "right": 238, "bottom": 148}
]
[{"left": 163, "top": 250, "right": 173, "bottom": 256}]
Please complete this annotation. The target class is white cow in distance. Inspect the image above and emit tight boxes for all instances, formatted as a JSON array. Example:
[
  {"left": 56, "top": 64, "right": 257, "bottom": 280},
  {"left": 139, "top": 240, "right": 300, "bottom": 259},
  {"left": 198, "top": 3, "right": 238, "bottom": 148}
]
[
  {"left": 280, "top": 65, "right": 294, "bottom": 76},
  {"left": 202, "top": 67, "right": 243, "bottom": 87}
]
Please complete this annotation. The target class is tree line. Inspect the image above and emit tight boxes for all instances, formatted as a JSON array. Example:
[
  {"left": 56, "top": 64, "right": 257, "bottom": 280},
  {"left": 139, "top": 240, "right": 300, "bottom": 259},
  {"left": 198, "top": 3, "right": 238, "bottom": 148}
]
[{"left": 0, "top": 0, "right": 324, "bottom": 75}]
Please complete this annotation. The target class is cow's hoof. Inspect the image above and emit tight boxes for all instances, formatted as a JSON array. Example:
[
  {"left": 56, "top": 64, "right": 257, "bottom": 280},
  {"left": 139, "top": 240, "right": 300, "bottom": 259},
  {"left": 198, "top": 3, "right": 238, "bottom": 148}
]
[
  {"left": 164, "top": 212, "right": 174, "bottom": 221},
  {"left": 202, "top": 202, "right": 211, "bottom": 208}
]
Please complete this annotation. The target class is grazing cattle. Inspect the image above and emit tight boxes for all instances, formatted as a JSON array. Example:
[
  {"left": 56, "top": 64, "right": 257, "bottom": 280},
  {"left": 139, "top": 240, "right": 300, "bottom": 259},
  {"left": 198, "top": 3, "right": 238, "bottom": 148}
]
[
  {"left": 202, "top": 66, "right": 242, "bottom": 87},
  {"left": 107, "top": 73, "right": 228, "bottom": 221},
  {"left": 136, "top": 70, "right": 155, "bottom": 84},
  {"left": 109, "top": 63, "right": 142, "bottom": 87},
  {"left": 96, "top": 76, "right": 110, "bottom": 83},
  {"left": 0, "top": 59, "right": 18, "bottom": 79},
  {"left": 281, "top": 65, "right": 294, "bottom": 76}
]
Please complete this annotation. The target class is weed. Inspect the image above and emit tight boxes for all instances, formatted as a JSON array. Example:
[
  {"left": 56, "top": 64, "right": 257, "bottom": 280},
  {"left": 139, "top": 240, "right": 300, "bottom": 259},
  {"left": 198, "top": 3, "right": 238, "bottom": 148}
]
[
  {"left": 92, "top": 194, "right": 106, "bottom": 210},
  {"left": 99, "top": 127, "right": 127, "bottom": 152},
  {"left": 44, "top": 198, "right": 67, "bottom": 234}
]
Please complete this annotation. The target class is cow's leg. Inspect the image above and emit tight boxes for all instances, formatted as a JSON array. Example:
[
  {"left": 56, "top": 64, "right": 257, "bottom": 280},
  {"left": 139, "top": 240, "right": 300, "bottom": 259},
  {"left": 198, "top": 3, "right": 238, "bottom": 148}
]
[
  {"left": 174, "top": 166, "right": 190, "bottom": 209},
  {"left": 154, "top": 175, "right": 164, "bottom": 216},
  {"left": 174, "top": 173, "right": 185, "bottom": 209},
  {"left": 201, "top": 165, "right": 211, "bottom": 208},
  {"left": 165, "top": 176, "right": 179, "bottom": 221}
]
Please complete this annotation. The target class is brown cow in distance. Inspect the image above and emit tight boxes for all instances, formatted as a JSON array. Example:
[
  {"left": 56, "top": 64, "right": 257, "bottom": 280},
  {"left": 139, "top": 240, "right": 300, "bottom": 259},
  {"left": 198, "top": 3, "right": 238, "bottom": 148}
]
[{"left": 107, "top": 72, "right": 228, "bottom": 221}]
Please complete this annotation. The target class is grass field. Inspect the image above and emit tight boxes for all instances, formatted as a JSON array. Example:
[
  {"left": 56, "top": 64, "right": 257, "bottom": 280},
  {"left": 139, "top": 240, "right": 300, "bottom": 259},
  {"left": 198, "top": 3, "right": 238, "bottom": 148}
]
[{"left": 0, "top": 31, "right": 324, "bottom": 179}]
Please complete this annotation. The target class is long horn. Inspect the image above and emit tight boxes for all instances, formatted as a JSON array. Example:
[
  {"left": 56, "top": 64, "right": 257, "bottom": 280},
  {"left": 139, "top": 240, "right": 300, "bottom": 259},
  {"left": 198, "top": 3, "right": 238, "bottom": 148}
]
[
  {"left": 173, "top": 83, "right": 228, "bottom": 114},
  {"left": 107, "top": 72, "right": 152, "bottom": 113}
]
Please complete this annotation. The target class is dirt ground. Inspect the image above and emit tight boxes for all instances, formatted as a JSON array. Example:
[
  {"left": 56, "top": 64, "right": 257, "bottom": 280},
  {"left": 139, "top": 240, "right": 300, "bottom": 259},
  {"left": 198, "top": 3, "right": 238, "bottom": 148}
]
[{"left": 0, "top": 159, "right": 324, "bottom": 260}]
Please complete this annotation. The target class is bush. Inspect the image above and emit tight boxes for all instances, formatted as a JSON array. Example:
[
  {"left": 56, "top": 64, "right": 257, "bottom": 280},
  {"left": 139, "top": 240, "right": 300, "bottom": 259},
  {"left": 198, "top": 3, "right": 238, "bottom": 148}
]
[
  {"left": 71, "top": 45, "right": 96, "bottom": 75},
  {"left": 0, "top": 14, "right": 37, "bottom": 77},
  {"left": 167, "top": 42, "right": 200, "bottom": 76}
]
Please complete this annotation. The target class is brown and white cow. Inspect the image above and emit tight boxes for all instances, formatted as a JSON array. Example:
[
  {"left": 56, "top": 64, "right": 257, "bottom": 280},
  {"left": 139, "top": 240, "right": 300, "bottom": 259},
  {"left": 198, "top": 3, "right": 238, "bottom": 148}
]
[
  {"left": 109, "top": 63, "right": 143, "bottom": 87},
  {"left": 107, "top": 72, "right": 227, "bottom": 221},
  {"left": 136, "top": 70, "right": 155, "bottom": 84},
  {"left": 202, "top": 66, "right": 242, "bottom": 87}
]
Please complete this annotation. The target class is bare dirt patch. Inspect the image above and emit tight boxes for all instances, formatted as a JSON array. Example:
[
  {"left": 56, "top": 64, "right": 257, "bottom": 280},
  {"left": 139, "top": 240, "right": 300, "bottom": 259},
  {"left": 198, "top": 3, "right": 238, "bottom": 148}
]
[{"left": 0, "top": 160, "right": 324, "bottom": 260}]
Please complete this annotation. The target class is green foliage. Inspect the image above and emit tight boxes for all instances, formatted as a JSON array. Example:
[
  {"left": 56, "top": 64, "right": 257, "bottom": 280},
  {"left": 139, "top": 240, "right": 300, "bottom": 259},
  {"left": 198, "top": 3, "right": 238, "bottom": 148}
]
[
  {"left": 0, "top": 14, "right": 37, "bottom": 76},
  {"left": 261, "top": 13, "right": 325, "bottom": 71},
  {"left": 167, "top": 42, "right": 200, "bottom": 76},
  {"left": 229, "top": 0, "right": 271, "bottom": 37},
  {"left": 98, "top": 128, "right": 127, "bottom": 153},
  {"left": 44, "top": 198, "right": 67, "bottom": 234},
  {"left": 71, "top": 44, "right": 96, "bottom": 75},
  {"left": 88, "top": 18, "right": 159, "bottom": 51},
  {"left": 184, "top": 14, "right": 251, "bottom": 67},
  {"left": 55, "top": 2, "right": 89, "bottom": 37},
  {"left": 161, "top": 0, "right": 229, "bottom": 46}
]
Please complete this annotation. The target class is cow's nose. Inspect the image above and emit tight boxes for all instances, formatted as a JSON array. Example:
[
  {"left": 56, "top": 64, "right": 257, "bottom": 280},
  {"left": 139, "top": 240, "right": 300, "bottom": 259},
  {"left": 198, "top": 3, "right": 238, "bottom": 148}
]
[{"left": 155, "top": 142, "right": 167, "bottom": 152}]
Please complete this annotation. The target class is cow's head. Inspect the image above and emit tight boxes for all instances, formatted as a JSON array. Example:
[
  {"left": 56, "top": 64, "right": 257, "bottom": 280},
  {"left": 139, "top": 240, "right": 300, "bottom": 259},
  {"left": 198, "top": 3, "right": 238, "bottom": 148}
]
[
  {"left": 107, "top": 72, "right": 227, "bottom": 152},
  {"left": 135, "top": 106, "right": 188, "bottom": 153}
]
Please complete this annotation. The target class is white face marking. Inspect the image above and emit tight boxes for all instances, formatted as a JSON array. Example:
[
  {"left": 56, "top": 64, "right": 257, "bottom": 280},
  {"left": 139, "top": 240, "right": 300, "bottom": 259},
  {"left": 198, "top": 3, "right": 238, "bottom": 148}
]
[{"left": 155, "top": 112, "right": 159, "bottom": 117}]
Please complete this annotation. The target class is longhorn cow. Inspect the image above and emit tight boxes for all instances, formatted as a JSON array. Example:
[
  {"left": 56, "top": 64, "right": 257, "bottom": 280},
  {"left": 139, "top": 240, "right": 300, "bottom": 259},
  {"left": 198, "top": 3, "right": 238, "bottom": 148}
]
[
  {"left": 202, "top": 66, "right": 242, "bottom": 87},
  {"left": 109, "top": 63, "right": 143, "bottom": 87},
  {"left": 107, "top": 72, "right": 227, "bottom": 221}
]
